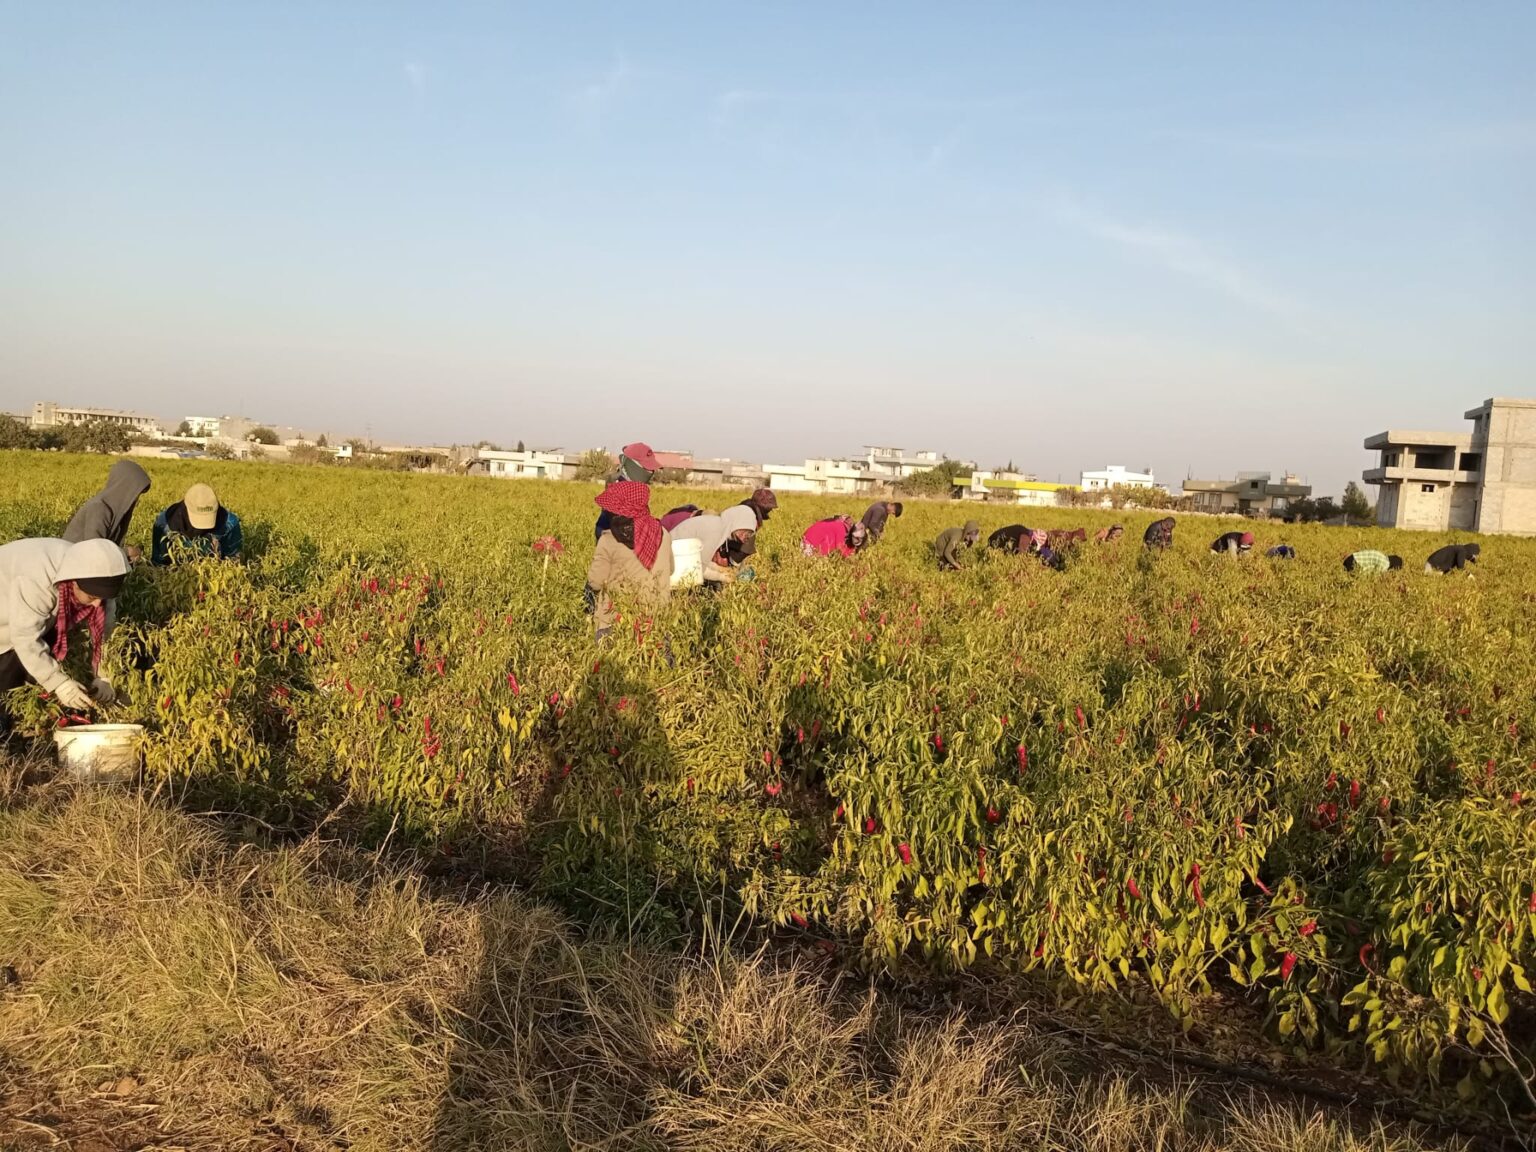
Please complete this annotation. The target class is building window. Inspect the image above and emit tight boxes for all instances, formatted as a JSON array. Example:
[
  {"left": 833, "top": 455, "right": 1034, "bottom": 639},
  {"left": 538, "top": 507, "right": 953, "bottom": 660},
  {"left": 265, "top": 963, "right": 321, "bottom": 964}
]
[{"left": 1420, "top": 483, "right": 1436, "bottom": 493}]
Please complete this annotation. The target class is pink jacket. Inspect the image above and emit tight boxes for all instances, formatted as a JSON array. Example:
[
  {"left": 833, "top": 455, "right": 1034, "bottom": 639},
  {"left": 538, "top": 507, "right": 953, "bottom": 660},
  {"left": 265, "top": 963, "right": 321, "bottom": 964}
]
[{"left": 802, "top": 518, "right": 856, "bottom": 558}]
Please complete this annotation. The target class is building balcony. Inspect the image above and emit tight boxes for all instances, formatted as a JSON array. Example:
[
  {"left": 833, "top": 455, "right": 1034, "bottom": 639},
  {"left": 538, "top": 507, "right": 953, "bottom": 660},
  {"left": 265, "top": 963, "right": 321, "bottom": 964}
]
[{"left": 1363, "top": 466, "right": 1480, "bottom": 485}]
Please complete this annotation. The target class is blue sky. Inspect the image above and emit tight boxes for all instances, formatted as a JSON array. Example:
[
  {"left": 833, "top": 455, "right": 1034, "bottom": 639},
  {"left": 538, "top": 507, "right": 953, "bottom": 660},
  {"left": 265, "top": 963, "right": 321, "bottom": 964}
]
[{"left": 2, "top": 2, "right": 1532, "bottom": 495}]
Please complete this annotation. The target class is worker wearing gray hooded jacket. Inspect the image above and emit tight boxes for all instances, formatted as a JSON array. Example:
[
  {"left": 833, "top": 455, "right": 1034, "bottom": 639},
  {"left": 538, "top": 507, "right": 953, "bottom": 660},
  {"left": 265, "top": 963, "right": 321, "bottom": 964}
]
[
  {"left": 0, "top": 538, "right": 130, "bottom": 724},
  {"left": 62, "top": 459, "right": 152, "bottom": 549}
]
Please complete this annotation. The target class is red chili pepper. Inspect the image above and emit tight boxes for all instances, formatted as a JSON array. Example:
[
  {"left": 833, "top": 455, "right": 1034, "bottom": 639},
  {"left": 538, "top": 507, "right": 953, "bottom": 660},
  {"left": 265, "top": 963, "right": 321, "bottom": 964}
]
[
  {"left": 1017, "top": 744, "right": 1028, "bottom": 772},
  {"left": 834, "top": 803, "right": 845, "bottom": 820},
  {"left": 765, "top": 781, "right": 782, "bottom": 797},
  {"left": 1075, "top": 705, "right": 1086, "bottom": 730},
  {"left": 1280, "top": 952, "right": 1297, "bottom": 981},
  {"left": 790, "top": 913, "right": 808, "bottom": 929},
  {"left": 507, "top": 673, "right": 520, "bottom": 695},
  {"left": 1189, "top": 615, "right": 1199, "bottom": 635},
  {"left": 986, "top": 807, "right": 1001, "bottom": 824},
  {"left": 897, "top": 842, "right": 912, "bottom": 865},
  {"left": 863, "top": 816, "right": 878, "bottom": 835},
  {"left": 1359, "top": 943, "right": 1375, "bottom": 968},
  {"left": 1349, "top": 779, "right": 1361, "bottom": 808},
  {"left": 1512, "top": 791, "right": 1523, "bottom": 807},
  {"left": 685, "top": 776, "right": 694, "bottom": 793},
  {"left": 933, "top": 733, "right": 944, "bottom": 752},
  {"left": 1339, "top": 720, "right": 1351, "bottom": 739},
  {"left": 1299, "top": 920, "right": 1316, "bottom": 937},
  {"left": 1376, "top": 707, "right": 1386, "bottom": 724},
  {"left": 1126, "top": 877, "right": 1143, "bottom": 900}
]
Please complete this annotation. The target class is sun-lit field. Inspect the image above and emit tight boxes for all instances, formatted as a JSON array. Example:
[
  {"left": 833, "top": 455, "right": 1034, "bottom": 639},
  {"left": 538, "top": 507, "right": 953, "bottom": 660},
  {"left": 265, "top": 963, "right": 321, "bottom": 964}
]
[{"left": 3, "top": 451, "right": 1534, "bottom": 1120}]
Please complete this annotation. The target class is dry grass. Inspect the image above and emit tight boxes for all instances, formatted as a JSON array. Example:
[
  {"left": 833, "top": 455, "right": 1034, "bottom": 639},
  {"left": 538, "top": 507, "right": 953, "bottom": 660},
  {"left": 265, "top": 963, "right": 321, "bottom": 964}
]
[{"left": 0, "top": 781, "right": 1475, "bottom": 1152}]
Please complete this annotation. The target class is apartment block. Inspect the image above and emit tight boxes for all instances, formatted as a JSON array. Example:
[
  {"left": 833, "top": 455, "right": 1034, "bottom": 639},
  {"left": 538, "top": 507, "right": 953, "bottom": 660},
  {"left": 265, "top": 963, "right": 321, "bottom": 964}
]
[
  {"left": 1182, "top": 472, "right": 1310, "bottom": 516},
  {"left": 1364, "top": 397, "right": 1536, "bottom": 535}
]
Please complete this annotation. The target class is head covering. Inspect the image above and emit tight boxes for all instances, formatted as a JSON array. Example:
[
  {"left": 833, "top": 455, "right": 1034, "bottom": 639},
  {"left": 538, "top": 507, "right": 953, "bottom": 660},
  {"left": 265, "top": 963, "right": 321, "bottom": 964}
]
[
  {"left": 620, "top": 442, "right": 660, "bottom": 474},
  {"left": 60, "top": 459, "right": 152, "bottom": 546},
  {"left": 962, "top": 519, "right": 981, "bottom": 542},
  {"left": 183, "top": 483, "right": 220, "bottom": 531},
  {"left": 51, "top": 539, "right": 130, "bottom": 674},
  {"left": 850, "top": 522, "right": 869, "bottom": 548},
  {"left": 745, "top": 488, "right": 777, "bottom": 523},
  {"left": 1239, "top": 531, "right": 1254, "bottom": 547},
  {"left": 595, "top": 481, "right": 662, "bottom": 569}
]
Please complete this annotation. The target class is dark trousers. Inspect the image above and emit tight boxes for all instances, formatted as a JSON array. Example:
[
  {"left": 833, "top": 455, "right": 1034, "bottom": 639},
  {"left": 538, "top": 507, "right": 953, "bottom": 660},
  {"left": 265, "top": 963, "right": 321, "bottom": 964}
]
[{"left": 0, "top": 648, "right": 34, "bottom": 735}]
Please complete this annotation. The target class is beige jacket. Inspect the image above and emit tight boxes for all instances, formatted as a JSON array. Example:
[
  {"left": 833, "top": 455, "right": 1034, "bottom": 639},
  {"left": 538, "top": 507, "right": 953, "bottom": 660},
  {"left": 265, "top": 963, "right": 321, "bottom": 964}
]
[{"left": 586, "top": 529, "right": 674, "bottom": 630}]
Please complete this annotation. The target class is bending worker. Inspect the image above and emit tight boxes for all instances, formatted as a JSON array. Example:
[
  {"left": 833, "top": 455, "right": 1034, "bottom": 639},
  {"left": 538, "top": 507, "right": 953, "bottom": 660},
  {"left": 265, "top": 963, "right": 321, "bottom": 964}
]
[
  {"left": 62, "top": 459, "right": 152, "bottom": 561},
  {"left": 151, "top": 484, "right": 243, "bottom": 565},
  {"left": 0, "top": 538, "right": 130, "bottom": 726},
  {"left": 670, "top": 506, "right": 757, "bottom": 584},
  {"left": 934, "top": 520, "right": 981, "bottom": 570},
  {"left": 585, "top": 482, "right": 673, "bottom": 641},
  {"left": 1210, "top": 530, "right": 1254, "bottom": 557}
]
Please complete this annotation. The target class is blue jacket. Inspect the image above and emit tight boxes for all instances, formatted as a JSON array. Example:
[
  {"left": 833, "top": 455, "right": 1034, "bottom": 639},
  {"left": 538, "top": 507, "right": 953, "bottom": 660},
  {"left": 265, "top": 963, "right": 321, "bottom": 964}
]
[{"left": 151, "top": 504, "right": 243, "bottom": 565}]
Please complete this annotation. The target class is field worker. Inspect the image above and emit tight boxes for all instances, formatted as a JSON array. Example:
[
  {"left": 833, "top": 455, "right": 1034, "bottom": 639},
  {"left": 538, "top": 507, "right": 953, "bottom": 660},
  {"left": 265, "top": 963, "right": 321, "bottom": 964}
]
[
  {"left": 801, "top": 516, "right": 865, "bottom": 558},
  {"left": 1267, "top": 544, "right": 1297, "bottom": 559},
  {"left": 1343, "top": 550, "right": 1402, "bottom": 574},
  {"left": 151, "top": 484, "right": 243, "bottom": 566},
  {"left": 740, "top": 488, "right": 778, "bottom": 527},
  {"left": 1425, "top": 542, "right": 1480, "bottom": 574},
  {"left": 660, "top": 504, "right": 704, "bottom": 532},
  {"left": 1143, "top": 517, "right": 1176, "bottom": 550},
  {"left": 585, "top": 482, "right": 673, "bottom": 640},
  {"left": 988, "top": 525, "right": 1047, "bottom": 555},
  {"left": 0, "top": 538, "right": 130, "bottom": 727},
  {"left": 1095, "top": 524, "right": 1125, "bottom": 544},
  {"left": 61, "top": 459, "right": 152, "bottom": 561},
  {"left": 934, "top": 520, "right": 981, "bottom": 571},
  {"left": 671, "top": 506, "right": 757, "bottom": 584},
  {"left": 860, "top": 501, "right": 904, "bottom": 545},
  {"left": 1210, "top": 530, "right": 1254, "bottom": 557},
  {"left": 593, "top": 442, "right": 660, "bottom": 541}
]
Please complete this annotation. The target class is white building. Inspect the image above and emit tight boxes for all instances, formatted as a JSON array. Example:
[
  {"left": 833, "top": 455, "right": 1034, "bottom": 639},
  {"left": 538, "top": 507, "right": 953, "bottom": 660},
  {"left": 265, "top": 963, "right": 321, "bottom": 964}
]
[
  {"left": 31, "top": 401, "right": 163, "bottom": 438},
  {"left": 1080, "top": 465, "right": 1156, "bottom": 491},
  {"left": 477, "top": 447, "right": 579, "bottom": 480},
  {"left": 862, "top": 446, "right": 977, "bottom": 482},
  {"left": 764, "top": 457, "right": 881, "bottom": 496}
]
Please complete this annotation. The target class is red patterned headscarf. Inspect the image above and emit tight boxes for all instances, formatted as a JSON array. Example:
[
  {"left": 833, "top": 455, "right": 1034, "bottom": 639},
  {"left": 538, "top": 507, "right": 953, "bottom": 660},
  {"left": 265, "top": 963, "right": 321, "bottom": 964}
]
[
  {"left": 595, "top": 482, "right": 663, "bottom": 570},
  {"left": 53, "top": 582, "right": 107, "bottom": 673}
]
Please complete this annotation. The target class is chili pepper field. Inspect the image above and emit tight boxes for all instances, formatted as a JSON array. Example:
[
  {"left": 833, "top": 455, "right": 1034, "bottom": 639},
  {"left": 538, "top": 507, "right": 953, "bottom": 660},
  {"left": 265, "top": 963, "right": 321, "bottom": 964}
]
[{"left": 5, "top": 451, "right": 1535, "bottom": 1104}]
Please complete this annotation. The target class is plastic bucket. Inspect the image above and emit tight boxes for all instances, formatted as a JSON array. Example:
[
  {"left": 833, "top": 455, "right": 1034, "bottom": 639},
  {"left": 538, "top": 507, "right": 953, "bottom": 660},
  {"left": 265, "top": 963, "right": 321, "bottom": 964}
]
[
  {"left": 53, "top": 723, "right": 144, "bottom": 784},
  {"left": 670, "top": 538, "right": 704, "bottom": 587}
]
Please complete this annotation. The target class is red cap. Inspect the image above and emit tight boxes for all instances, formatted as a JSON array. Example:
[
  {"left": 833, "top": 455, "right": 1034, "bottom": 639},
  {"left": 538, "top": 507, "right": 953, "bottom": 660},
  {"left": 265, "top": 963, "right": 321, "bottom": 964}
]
[{"left": 621, "top": 442, "right": 660, "bottom": 472}]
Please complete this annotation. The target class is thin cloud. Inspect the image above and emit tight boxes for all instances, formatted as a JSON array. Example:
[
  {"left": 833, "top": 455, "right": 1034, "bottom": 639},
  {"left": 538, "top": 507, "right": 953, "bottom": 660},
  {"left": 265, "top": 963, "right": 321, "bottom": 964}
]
[
  {"left": 1156, "top": 120, "right": 1536, "bottom": 160},
  {"left": 575, "top": 52, "right": 632, "bottom": 119},
  {"left": 1054, "top": 194, "right": 1306, "bottom": 323}
]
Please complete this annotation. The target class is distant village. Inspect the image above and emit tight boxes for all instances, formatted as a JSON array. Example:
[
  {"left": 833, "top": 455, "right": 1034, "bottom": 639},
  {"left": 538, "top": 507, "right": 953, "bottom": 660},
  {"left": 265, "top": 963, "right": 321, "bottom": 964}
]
[{"left": 7, "top": 396, "right": 1536, "bottom": 535}]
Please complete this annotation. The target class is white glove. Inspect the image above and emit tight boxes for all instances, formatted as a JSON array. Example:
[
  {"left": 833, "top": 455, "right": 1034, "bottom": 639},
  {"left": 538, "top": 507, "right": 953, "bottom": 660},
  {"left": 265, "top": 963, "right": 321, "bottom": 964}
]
[
  {"left": 55, "top": 680, "right": 95, "bottom": 712},
  {"left": 91, "top": 678, "right": 117, "bottom": 704}
]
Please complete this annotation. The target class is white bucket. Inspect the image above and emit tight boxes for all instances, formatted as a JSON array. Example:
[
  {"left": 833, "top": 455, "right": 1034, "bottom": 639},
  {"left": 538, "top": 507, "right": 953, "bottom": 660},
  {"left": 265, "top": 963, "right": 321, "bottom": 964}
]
[
  {"left": 671, "top": 538, "right": 704, "bottom": 587},
  {"left": 53, "top": 723, "right": 144, "bottom": 784}
]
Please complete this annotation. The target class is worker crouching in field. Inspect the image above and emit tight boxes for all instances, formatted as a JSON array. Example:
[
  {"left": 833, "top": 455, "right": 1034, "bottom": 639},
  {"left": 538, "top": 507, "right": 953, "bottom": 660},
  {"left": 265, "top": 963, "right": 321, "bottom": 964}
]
[
  {"left": 1343, "top": 550, "right": 1403, "bottom": 574},
  {"left": 151, "top": 484, "right": 243, "bottom": 565},
  {"left": 1143, "top": 518, "right": 1176, "bottom": 550},
  {"left": 1095, "top": 524, "right": 1124, "bottom": 544},
  {"left": 1267, "top": 544, "right": 1297, "bottom": 559},
  {"left": 1425, "top": 542, "right": 1480, "bottom": 574},
  {"left": 801, "top": 516, "right": 865, "bottom": 558},
  {"left": 987, "top": 525, "right": 1047, "bottom": 555},
  {"left": 671, "top": 506, "right": 757, "bottom": 585},
  {"left": 585, "top": 482, "right": 673, "bottom": 642},
  {"left": 860, "top": 501, "right": 903, "bottom": 546},
  {"left": 0, "top": 538, "right": 130, "bottom": 731},
  {"left": 934, "top": 521, "right": 981, "bottom": 571},
  {"left": 1210, "top": 530, "right": 1254, "bottom": 557},
  {"left": 62, "top": 459, "right": 151, "bottom": 563}
]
